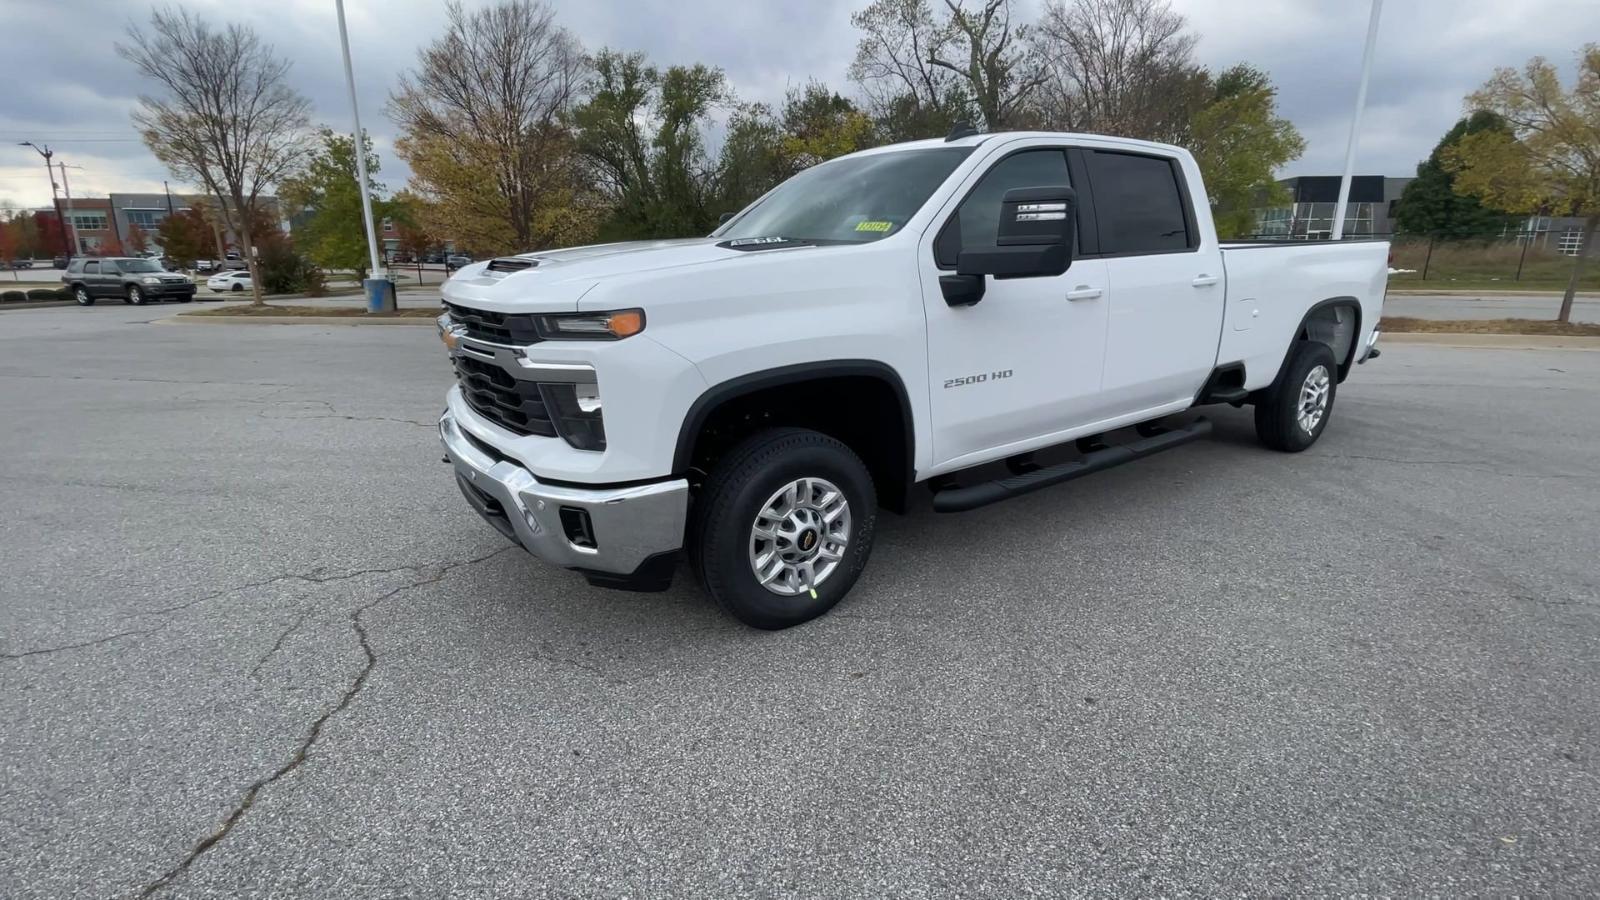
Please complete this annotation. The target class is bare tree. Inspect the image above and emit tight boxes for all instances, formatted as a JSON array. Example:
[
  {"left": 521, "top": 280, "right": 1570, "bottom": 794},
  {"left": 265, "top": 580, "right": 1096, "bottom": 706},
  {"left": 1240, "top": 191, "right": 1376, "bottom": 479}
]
[
  {"left": 388, "top": 0, "right": 588, "bottom": 254},
  {"left": 1030, "top": 0, "right": 1206, "bottom": 142},
  {"left": 927, "top": 0, "right": 1045, "bottom": 130},
  {"left": 120, "top": 8, "right": 309, "bottom": 306},
  {"left": 849, "top": 0, "right": 969, "bottom": 139}
]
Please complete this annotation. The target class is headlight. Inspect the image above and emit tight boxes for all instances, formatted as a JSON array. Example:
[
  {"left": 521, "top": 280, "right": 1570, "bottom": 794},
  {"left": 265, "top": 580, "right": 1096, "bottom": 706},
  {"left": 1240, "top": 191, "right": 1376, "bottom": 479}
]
[
  {"left": 141, "top": 276, "right": 161, "bottom": 284},
  {"left": 539, "top": 382, "right": 606, "bottom": 451},
  {"left": 532, "top": 309, "right": 644, "bottom": 340}
]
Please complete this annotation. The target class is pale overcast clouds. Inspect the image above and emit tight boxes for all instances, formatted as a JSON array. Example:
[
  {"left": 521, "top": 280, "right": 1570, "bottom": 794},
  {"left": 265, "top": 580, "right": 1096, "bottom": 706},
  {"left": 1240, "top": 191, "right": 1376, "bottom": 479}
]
[{"left": 3, "top": 0, "right": 1598, "bottom": 209}]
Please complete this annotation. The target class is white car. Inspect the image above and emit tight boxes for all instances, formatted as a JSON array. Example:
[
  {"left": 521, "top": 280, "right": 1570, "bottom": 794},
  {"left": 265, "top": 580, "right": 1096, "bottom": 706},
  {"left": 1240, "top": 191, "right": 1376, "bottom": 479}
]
[
  {"left": 436, "top": 129, "right": 1388, "bottom": 629},
  {"left": 207, "top": 270, "right": 252, "bottom": 293}
]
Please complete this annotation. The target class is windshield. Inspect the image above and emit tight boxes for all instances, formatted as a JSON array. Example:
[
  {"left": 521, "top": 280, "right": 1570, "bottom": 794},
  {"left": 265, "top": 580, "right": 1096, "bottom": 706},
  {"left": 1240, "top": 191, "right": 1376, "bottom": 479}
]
[
  {"left": 717, "top": 147, "right": 973, "bottom": 245},
  {"left": 118, "top": 259, "right": 161, "bottom": 273}
]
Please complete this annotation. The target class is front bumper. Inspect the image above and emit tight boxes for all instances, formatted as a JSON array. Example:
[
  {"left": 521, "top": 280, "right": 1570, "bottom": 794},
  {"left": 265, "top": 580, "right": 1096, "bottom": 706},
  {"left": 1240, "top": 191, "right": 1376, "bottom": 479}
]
[
  {"left": 145, "top": 281, "right": 196, "bottom": 297},
  {"left": 439, "top": 411, "right": 689, "bottom": 588}
]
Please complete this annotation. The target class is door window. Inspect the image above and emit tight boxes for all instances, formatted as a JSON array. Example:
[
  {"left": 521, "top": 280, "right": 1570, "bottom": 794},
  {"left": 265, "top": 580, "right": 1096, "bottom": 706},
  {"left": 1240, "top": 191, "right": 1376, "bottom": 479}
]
[
  {"left": 936, "top": 149, "right": 1071, "bottom": 267},
  {"left": 1083, "top": 150, "right": 1192, "bottom": 254},
  {"left": 83, "top": 261, "right": 99, "bottom": 275}
]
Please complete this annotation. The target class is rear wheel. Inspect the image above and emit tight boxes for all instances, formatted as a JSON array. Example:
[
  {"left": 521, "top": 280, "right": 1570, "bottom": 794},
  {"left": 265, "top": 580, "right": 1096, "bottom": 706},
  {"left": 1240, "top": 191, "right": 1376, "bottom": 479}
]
[
  {"left": 231, "top": 283, "right": 243, "bottom": 292},
  {"left": 73, "top": 285, "right": 94, "bottom": 306},
  {"left": 1255, "top": 340, "right": 1337, "bottom": 452},
  {"left": 127, "top": 285, "right": 145, "bottom": 305},
  {"left": 691, "top": 428, "right": 877, "bottom": 629}
]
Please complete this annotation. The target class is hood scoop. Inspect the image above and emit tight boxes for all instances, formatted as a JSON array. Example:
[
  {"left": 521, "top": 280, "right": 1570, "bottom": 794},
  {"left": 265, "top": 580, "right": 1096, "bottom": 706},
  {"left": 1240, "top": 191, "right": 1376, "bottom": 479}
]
[{"left": 486, "top": 257, "right": 538, "bottom": 273}]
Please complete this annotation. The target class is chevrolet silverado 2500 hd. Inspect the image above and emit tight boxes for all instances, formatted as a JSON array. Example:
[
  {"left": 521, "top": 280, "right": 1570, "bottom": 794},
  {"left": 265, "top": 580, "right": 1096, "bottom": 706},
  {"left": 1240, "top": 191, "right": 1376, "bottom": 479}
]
[{"left": 437, "top": 131, "right": 1387, "bottom": 629}]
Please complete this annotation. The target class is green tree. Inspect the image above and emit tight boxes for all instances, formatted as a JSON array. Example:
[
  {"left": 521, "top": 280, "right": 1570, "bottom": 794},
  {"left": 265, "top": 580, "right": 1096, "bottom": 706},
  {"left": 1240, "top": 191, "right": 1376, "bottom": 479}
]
[
  {"left": 1392, "top": 111, "right": 1514, "bottom": 238},
  {"left": 1187, "top": 64, "right": 1306, "bottom": 238},
  {"left": 571, "top": 50, "right": 727, "bottom": 240},
  {"left": 1445, "top": 45, "right": 1600, "bottom": 322},
  {"left": 280, "top": 128, "right": 389, "bottom": 279}
]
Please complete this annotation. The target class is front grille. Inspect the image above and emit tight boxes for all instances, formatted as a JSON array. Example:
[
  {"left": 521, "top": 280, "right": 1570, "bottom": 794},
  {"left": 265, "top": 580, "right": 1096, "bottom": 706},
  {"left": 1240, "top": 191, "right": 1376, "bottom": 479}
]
[
  {"left": 452, "top": 354, "right": 556, "bottom": 437},
  {"left": 443, "top": 301, "right": 541, "bottom": 345}
]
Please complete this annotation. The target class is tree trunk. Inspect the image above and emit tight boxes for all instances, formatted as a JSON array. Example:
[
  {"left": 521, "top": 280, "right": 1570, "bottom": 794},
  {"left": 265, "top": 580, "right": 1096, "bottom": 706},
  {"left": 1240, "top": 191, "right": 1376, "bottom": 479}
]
[
  {"left": 1559, "top": 215, "right": 1599, "bottom": 324},
  {"left": 238, "top": 225, "right": 264, "bottom": 307}
]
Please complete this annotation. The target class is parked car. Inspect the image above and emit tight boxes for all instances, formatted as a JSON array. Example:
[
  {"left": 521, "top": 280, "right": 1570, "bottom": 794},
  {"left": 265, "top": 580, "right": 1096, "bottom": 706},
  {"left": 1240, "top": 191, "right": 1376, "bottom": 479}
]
[
  {"left": 193, "top": 259, "right": 217, "bottom": 273},
  {"left": 435, "top": 129, "right": 1388, "bottom": 629},
  {"left": 61, "top": 257, "right": 196, "bottom": 306},
  {"left": 7, "top": 259, "right": 33, "bottom": 270},
  {"left": 206, "top": 270, "right": 253, "bottom": 293},
  {"left": 424, "top": 252, "right": 446, "bottom": 265},
  {"left": 445, "top": 254, "right": 472, "bottom": 270},
  {"left": 52, "top": 256, "right": 68, "bottom": 269}
]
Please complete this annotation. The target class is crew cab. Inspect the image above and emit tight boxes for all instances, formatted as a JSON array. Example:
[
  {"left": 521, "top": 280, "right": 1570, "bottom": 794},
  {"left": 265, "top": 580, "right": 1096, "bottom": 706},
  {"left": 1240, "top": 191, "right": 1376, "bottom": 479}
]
[{"left": 437, "top": 131, "right": 1387, "bottom": 629}]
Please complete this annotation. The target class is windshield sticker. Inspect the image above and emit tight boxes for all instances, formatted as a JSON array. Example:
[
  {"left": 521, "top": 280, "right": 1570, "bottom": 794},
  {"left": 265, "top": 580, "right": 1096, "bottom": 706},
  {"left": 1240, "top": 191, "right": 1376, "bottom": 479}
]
[{"left": 854, "top": 221, "right": 894, "bottom": 233}]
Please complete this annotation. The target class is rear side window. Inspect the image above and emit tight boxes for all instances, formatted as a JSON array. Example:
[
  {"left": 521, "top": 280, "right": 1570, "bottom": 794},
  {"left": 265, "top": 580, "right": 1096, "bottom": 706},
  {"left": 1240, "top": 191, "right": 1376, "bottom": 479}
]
[
  {"left": 83, "top": 261, "right": 99, "bottom": 275},
  {"left": 1084, "top": 150, "right": 1191, "bottom": 254},
  {"left": 936, "top": 149, "right": 1071, "bottom": 267}
]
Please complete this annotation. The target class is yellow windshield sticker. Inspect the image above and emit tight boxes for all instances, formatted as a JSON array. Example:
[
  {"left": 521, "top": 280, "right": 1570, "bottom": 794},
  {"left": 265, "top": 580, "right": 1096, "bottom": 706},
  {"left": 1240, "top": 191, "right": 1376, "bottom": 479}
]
[{"left": 855, "top": 220, "right": 893, "bottom": 233}]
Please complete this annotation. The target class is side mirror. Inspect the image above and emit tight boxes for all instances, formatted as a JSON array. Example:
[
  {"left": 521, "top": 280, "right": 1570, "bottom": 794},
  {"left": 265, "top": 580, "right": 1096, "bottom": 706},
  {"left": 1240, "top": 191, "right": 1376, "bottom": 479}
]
[{"left": 957, "top": 186, "right": 1075, "bottom": 280}]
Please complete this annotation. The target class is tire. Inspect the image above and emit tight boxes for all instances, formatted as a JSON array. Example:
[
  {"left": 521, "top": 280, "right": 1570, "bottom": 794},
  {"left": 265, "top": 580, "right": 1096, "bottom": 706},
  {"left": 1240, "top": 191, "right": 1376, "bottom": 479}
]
[
  {"left": 691, "top": 427, "right": 877, "bottom": 629},
  {"left": 1255, "top": 340, "right": 1337, "bottom": 452},
  {"left": 231, "top": 283, "right": 242, "bottom": 292},
  {"left": 127, "top": 285, "right": 145, "bottom": 305},
  {"left": 73, "top": 285, "right": 94, "bottom": 306}
]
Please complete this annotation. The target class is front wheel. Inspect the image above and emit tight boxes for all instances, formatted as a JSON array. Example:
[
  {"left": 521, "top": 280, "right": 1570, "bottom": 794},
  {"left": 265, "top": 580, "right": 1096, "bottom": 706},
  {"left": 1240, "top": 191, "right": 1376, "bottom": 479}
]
[
  {"left": 127, "top": 286, "right": 145, "bottom": 305},
  {"left": 74, "top": 286, "right": 94, "bottom": 306},
  {"left": 1255, "top": 340, "right": 1337, "bottom": 452},
  {"left": 691, "top": 428, "right": 877, "bottom": 629}
]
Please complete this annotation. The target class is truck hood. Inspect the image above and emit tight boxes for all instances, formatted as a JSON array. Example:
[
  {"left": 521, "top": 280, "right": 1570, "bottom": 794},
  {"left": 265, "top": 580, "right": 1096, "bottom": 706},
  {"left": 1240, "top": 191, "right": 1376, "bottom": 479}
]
[{"left": 440, "top": 238, "right": 783, "bottom": 313}]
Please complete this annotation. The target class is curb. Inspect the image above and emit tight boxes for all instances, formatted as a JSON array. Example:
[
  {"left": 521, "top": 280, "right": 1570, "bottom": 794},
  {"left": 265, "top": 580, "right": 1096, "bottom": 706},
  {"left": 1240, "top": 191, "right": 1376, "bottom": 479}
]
[
  {"left": 161, "top": 314, "right": 435, "bottom": 327},
  {"left": 1383, "top": 332, "right": 1600, "bottom": 350},
  {"left": 1387, "top": 289, "right": 1600, "bottom": 298},
  {"left": 0, "top": 300, "right": 74, "bottom": 310}
]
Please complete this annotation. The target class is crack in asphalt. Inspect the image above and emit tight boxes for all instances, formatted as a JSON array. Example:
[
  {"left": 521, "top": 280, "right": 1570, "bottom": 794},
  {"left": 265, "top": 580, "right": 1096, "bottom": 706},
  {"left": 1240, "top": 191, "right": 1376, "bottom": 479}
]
[
  {"left": 249, "top": 608, "right": 314, "bottom": 678},
  {"left": 0, "top": 626, "right": 164, "bottom": 660},
  {"left": 137, "top": 545, "right": 515, "bottom": 897}
]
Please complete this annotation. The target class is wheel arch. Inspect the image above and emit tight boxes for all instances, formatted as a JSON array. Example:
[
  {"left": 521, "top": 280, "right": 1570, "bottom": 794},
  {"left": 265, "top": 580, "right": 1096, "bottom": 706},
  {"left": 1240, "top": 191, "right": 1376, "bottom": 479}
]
[
  {"left": 673, "top": 360, "right": 917, "bottom": 513},
  {"left": 1285, "top": 296, "right": 1363, "bottom": 384}
]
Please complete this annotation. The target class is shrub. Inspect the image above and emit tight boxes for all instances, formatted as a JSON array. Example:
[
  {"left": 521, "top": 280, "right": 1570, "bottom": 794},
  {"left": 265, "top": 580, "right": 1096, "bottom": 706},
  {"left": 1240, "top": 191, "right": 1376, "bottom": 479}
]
[
  {"left": 25, "top": 288, "right": 63, "bottom": 301},
  {"left": 256, "top": 240, "right": 322, "bottom": 295},
  {"left": 2, "top": 289, "right": 27, "bottom": 302}
]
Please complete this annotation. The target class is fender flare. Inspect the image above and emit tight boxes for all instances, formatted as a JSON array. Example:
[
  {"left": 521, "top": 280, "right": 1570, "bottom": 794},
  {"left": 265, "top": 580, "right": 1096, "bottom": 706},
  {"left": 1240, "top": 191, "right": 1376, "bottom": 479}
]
[
  {"left": 1273, "top": 296, "right": 1363, "bottom": 386},
  {"left": 671, "top": 359, "right": 916, "bottom": 478}
]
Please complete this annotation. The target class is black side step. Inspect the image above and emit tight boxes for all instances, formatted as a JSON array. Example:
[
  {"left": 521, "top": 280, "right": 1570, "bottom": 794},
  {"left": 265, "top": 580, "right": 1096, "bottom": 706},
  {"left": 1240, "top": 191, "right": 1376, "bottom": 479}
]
[{"left": 931, "top": 418, "right": 1213, "bottom": 513}]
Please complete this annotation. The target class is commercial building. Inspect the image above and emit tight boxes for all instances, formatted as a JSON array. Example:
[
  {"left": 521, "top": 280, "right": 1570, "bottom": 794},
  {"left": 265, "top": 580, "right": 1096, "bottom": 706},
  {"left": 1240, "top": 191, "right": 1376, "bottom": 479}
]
[{"left": 34, "top": 191, "right": 287, "bottom": 258}]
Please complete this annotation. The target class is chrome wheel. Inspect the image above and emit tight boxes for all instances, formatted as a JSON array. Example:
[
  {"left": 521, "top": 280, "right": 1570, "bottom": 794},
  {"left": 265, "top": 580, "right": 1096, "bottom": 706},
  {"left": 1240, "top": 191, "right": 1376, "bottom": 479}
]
[
  {"left": 1297, "top": 364, "right": 1331, "bottom": 434},
  {"left": 128, "top": 286, "right": 144, "bottom": 305},
  {"left": 748, "top": 476, "right": 851, "bottom": 596}
]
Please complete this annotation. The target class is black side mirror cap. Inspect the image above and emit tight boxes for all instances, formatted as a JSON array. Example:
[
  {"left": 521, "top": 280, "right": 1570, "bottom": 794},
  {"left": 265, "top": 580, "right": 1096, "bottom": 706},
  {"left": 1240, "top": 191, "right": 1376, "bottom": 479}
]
[{"left": 956, "top": 185, "right": 1075, "bottom": 280}]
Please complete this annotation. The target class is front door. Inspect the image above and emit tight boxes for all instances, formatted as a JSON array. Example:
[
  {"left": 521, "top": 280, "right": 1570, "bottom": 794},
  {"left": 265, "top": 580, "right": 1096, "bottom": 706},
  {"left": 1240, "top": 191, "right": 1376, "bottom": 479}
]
[
  {"left": 918, "top": 143, "right": 1110, "bottom": 472},
  {"left": 96, "top": 260, "right": 120, "bottom": 297}
]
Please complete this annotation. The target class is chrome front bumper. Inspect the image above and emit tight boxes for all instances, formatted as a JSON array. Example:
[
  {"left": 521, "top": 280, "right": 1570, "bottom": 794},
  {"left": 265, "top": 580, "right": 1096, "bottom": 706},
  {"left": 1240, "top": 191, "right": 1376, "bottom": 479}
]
[{"left": 439, "top": 411, "right": 689, "bottom": 578}]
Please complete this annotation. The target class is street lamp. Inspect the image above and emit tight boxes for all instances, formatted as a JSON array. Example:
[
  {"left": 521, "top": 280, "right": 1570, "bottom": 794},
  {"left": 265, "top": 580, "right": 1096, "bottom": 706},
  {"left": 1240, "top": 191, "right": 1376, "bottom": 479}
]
[
  {"left": 19, "top": 141, "right": 71, "bottom": 261},
  {"left": 1332, "top": 0, "right": 1384, "bottom": 240},
  {"left": 334, "top": 0, "right": 390, "bottom": 313}
]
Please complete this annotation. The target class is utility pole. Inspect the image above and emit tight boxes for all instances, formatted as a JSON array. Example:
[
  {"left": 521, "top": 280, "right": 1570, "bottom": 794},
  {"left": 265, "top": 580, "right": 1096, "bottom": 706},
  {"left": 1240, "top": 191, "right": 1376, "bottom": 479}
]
[
  {"left": 57, "top": 162, "right": 79, "bottom": 257},
  {"left": 19, "top": 141, "right": 69, "bottom": 260},
  {"left": 1332, "top": 0, "right": 1383, "bottom": 240},
  {"left": 335, "top": 0, "right": 391, "bottom": 312},
  {"left": 163, "top": 180, "right": 175, "bottom": 214}
]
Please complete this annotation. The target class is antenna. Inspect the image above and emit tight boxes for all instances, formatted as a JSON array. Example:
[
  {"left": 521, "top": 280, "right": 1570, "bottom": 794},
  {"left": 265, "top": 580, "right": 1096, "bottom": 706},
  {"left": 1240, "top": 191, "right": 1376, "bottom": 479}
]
[{"left": 944, "top": 121, "right": 980, "bottom": 142}]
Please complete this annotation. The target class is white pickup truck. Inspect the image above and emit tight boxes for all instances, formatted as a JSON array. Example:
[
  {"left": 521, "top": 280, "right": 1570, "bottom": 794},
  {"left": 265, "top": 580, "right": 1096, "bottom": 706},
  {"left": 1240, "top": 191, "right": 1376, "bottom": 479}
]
[{"left": 437, "top": 130, "right": 1387, "bottom": 629}]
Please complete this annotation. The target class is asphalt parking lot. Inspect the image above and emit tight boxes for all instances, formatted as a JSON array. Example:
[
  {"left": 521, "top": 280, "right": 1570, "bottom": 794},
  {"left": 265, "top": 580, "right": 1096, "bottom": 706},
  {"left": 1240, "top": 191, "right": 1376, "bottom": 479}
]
[{"left": 3, "top": 303, "right": 1598, "bottom": 897}]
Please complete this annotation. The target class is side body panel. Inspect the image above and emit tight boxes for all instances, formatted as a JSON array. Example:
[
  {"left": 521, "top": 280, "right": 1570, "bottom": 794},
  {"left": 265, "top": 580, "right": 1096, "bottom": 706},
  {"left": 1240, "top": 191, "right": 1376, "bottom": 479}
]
[{"left": 1216, "top": 241, "right": 1389, "bottom": 389}]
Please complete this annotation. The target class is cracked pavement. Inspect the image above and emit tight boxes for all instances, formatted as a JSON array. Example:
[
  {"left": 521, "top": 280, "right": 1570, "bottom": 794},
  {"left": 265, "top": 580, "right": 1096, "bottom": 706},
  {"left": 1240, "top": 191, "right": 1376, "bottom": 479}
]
[{"left": 2, "top": 304, "right": 1599, "bottom": 897}]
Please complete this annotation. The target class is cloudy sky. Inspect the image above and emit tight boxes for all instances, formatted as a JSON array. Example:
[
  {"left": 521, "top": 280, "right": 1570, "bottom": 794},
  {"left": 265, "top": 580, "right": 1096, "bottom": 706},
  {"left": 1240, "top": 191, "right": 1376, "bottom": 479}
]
[{"left": 3, "top": 0, "right": 1598, "bottom": 210}]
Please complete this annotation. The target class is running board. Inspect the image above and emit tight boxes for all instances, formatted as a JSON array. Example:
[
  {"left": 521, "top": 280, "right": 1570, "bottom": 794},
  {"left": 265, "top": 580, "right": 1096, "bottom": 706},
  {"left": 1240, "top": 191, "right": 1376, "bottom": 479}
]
[{"left": 931, "top": 418, "right": 1213, "bottom": 513}]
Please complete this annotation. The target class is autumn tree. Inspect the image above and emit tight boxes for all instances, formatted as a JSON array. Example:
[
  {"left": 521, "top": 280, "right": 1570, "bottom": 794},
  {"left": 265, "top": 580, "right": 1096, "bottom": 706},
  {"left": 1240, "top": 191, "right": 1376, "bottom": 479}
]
[
  {"left": 389, "top": 0, "right": 590, "bottom": 256},
  {"left": 1188, "top": 65, "right": 1306, "bottom": 238},
  {"left": 157, "top": 207, "right": 211, "bottom": 269},
  {"left": 1445, "top": 45, "right": 1600, "bottom": 322},
  {"left": 1393, "top": 111, "right": 1515, "bottom": 238},
  {"left": 280, "top": 128, "right": 391, "bottom": 279},
  {"left": 125, "top": 222, "right": 149, "bottom": 255},
  {"left": 0, "top": 215, "right": 18, "bottom": 279},
  {"left": 1030, "top": 0, "right": 1206, "bottom": 141},
  {"left": 120, "top": 8, "right": 310, "bottom": 305}
]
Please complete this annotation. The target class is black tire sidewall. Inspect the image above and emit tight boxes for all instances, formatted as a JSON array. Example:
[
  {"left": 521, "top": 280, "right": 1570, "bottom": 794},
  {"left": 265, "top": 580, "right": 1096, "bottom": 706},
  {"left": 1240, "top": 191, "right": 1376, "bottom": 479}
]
[
  {"left": 128, "top": 286, "right": 144, "bottom": 305},
  {"left": 74, "top": 286, "right": 93, "bottom": 306},
  {"left": 1263, "top": 341, "right": 1337, "bottom": 451},
  {"left": 698, "top": 431, "right": 877, "bottom": 629}
]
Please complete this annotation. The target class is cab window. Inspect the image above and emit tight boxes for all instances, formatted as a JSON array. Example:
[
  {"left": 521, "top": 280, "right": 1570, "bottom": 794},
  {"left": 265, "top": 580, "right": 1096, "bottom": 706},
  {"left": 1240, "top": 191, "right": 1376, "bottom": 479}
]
[{"left": 936, "top": 149, "right": 1071, "bottom": 268}]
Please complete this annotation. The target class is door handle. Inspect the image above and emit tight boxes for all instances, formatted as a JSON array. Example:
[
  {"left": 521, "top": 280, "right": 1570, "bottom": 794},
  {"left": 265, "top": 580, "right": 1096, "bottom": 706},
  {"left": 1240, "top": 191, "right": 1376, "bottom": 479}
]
[
  {"left": 1191, "top": 274, "right": 1220, "bottom": 287},
  {"left": 1065, "top": 286, "right": 1103, "bottom": 301}
]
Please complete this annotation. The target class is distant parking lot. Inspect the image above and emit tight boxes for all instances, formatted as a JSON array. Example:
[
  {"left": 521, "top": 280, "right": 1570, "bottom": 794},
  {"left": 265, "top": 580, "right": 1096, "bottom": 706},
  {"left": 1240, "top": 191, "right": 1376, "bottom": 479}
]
[{"left": 2, "top": 304, "right": 1598, "bottom": 896}]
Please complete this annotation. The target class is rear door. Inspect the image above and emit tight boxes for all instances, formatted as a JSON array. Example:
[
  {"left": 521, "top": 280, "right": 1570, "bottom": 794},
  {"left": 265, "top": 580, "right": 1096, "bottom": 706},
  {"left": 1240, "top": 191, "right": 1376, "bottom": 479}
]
[
  {"left": 918, "top": 141, "right": 1111, "bottom": 471},
  {"left": 1080, "top": 148, "right": 1225, "bottom": 413},
  {"left": 81, "top": 260, "right": 103, "bottom": 295}
]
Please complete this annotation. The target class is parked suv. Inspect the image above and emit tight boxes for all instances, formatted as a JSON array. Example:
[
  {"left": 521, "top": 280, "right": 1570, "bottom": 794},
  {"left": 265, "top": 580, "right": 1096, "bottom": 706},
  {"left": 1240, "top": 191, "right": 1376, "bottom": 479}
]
[{"left": 62, "top": 257, "right": 197, "bottom": 306}]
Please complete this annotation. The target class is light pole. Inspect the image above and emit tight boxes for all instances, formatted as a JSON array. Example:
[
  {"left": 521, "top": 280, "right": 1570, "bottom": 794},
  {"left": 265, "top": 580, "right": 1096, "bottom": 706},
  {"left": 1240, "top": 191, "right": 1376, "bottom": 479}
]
[
  {"left": 19, "top": 141, "right": 70, "bottom": 260},
  {"left": 57, "top": 162, "right": 83, "bottom": 256},
  {"left": 1332, "top": 0, "right": 1383, "bottom": 240},
  {"left": 334, "top": 0, "right": 390, "bottom": 312}
]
